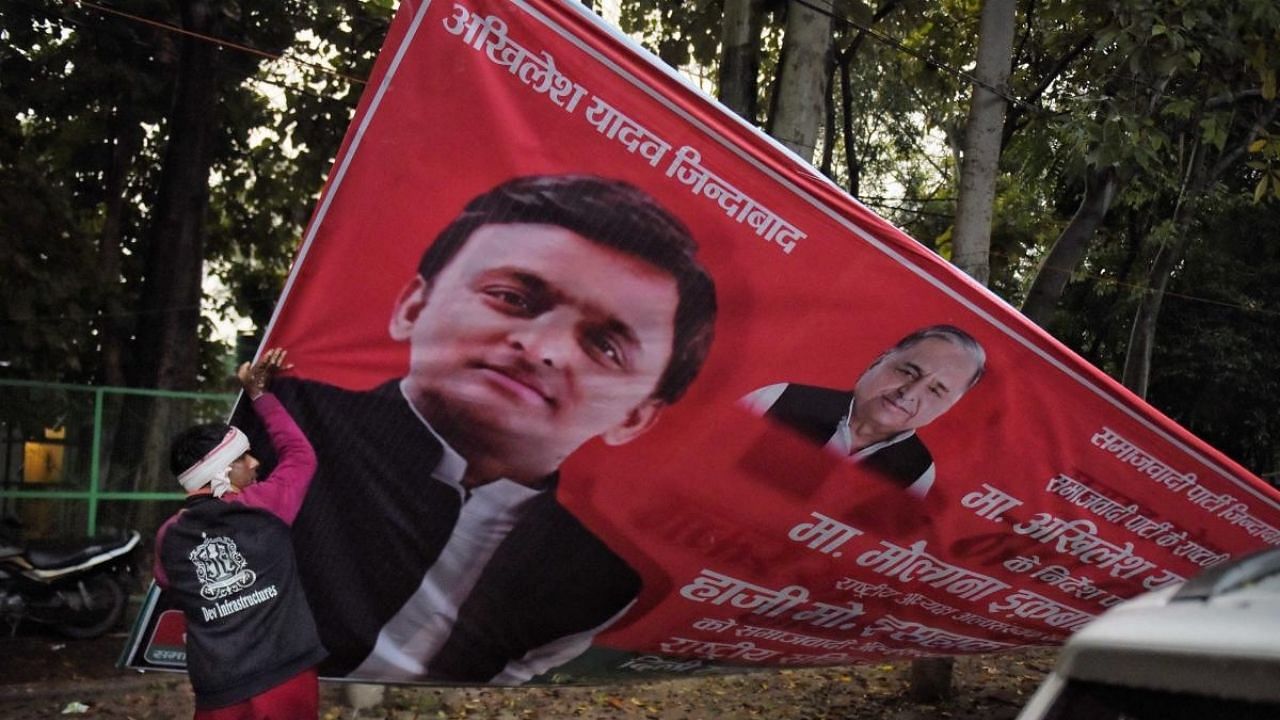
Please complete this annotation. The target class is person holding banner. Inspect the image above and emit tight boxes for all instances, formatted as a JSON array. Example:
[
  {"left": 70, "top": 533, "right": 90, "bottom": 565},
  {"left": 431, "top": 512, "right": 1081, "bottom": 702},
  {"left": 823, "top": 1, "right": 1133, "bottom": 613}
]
[
  {"left": 154, "top": 348, "right": 326, "bottom": 719},
  {"left": 236, "top": 174, "right": 718, "bottom": 684},
  {"left": 740, "top": 325, "right": 985, "bottom": 497}
]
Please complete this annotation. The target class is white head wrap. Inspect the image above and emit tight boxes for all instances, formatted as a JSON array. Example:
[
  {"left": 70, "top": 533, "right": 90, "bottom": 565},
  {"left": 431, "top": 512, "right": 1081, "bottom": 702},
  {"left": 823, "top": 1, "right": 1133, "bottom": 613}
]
[{"left": 177, "top": 427, "right": 250, "bottom": 498}]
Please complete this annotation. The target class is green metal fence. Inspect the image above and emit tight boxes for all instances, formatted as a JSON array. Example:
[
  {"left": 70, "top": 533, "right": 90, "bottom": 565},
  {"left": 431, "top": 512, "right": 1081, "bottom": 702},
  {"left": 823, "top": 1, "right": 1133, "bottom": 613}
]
[{"left": 0, "top": 379, "right": 236, "bottom": 538}]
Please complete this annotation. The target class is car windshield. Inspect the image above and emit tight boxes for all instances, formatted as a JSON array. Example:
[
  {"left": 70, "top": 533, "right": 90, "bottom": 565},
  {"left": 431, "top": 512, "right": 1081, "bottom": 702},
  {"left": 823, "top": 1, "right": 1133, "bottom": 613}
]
[{"left": 1045, "top": 680, "right": 1280, "bottom": 720}]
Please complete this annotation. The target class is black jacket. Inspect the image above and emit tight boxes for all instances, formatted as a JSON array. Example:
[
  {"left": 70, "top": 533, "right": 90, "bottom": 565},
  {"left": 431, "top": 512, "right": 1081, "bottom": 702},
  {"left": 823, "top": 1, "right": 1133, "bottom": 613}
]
[
  {"left": 764, "top": 383, "right": 934, "bottom": 489},
  {"left": 236, "top": 378, "right": 640, "bottom": 680},
  {"left": 158, "top": 496, "right": 326, "bottom": 708}
]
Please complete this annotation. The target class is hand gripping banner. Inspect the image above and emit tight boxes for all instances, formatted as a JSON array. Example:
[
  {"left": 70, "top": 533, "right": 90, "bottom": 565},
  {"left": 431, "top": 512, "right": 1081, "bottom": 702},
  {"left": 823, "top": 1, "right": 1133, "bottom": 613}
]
[{"left": 124, "top": 0, "right": 1280, "bottom": 685}]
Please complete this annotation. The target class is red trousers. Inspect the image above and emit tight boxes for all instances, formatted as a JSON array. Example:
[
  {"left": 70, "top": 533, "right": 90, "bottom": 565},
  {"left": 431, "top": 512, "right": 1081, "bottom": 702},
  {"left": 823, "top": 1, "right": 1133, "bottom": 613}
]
[{"left": 194, "top": 667, "right": 318, "bottom": 720}]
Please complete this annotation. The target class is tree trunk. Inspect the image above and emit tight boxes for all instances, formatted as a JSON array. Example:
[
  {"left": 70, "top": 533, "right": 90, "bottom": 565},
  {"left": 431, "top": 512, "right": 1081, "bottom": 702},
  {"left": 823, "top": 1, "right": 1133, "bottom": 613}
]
[
  {"left": 1121, "top": 103, "right": 1276, "bottom": 396},
  {"left": 1020, "top": 166, "right": 1122, "bottom": 326},
  {"left": 126, "top": 1, "right": 220, "bottom": 392},
  {"left": 110, "top": 0, "right": 223, "bottom": 532},
  {"left": 819, "top": 53, "right": 838, "bottom": 180},
  {"left": 838, "top": 55, "right": 860, "bottom": 196},
  {"left": 718, "top": 0, "right": 761, "bottom": 121},
  {"left": 909, "top": 657, "right": 955, "bottom": 701},
  {"left": 97, "top": 112, "right": 143, "bottom": 388},
  {"left": 1120, "top": 231, "right": 1191, "bottom": 397},
  {"left": 911, "top": 0, "right": 1014, "bottom": 700},
  {"left": 1120, "top": 142, "right": 1210, "bottom": 398},
  {"left": 767, "top": 0, "right": 835, "bottom": 161},
  {"left": 831, "top": 1, "right": 902, "bottom": 197},
  {"left": 950, "top": 0, "right": 1016, "bottom": 285}
]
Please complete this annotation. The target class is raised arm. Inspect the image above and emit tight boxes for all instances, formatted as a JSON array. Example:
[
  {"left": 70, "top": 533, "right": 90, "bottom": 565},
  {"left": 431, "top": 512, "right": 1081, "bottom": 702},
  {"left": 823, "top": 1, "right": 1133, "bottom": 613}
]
[{"left": 231, "top": 348, "right": 317, "bottom": 525}]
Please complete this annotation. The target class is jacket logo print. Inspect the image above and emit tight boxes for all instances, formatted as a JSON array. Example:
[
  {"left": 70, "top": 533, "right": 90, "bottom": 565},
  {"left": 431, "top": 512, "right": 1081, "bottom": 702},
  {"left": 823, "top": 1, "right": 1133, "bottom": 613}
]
[{"left": 189, "top": 534, "right": 258, "bottom": 600}]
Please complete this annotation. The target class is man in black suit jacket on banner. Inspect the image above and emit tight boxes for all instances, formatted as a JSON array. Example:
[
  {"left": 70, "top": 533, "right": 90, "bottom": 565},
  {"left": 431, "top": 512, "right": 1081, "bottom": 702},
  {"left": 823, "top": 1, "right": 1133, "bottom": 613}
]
[
  {"left": 741, "top": 325, "right": 985, "bottom": 497},
  {"left": 237, "top": 174, "right": 718, "bottom": 684}
]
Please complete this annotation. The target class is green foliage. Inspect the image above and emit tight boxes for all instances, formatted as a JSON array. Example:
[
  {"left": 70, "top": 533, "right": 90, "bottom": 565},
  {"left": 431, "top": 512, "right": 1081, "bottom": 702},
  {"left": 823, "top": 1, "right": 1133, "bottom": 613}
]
[
  {"left": 0, "top": 0, "right": 391, "bottom": 387},
  {"left": 1143, "top": 199, "right": 1280, "bottom": 473},
  {"left": 1246, "top": 132, "right": 1280, "bottom": 202},
  {"left": 618, "top": 0, "right": 725, "bottom": 72},
  {"left": 205, "top": 2, "right": 392, "bottom": 341},
  {"left": 0, "top": 0, "right": 172, "bottom": 381}
]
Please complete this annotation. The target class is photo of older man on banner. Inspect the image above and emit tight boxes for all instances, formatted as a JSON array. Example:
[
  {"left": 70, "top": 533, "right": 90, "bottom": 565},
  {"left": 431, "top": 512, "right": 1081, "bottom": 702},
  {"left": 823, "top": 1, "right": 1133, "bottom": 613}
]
[{"left": 124, "top": 0, "right": 1280, "bottom": 686}]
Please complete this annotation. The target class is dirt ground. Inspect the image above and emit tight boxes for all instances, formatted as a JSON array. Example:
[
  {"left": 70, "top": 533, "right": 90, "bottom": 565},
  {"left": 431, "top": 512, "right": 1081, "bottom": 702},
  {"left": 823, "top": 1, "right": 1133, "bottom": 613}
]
[{"left": 0, "top": 623, "right": 1057, "bottom": 719}]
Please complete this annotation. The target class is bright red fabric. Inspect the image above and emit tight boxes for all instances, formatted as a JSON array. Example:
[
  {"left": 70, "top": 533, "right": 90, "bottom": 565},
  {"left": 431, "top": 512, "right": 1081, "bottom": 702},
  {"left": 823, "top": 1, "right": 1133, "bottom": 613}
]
[{"left": 192, "top": 666, "right": 318, "bottom": 720}]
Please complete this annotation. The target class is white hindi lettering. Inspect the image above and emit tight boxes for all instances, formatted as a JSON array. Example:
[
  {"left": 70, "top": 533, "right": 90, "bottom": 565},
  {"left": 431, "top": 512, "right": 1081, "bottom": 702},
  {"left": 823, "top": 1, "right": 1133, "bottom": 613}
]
[
  {"left": 692, "top": 617, "right": 862, "bottom": 650},
  {"left": 582, "top": 96, "right": 671, "bottom": 167},
  {"left": 1141, "top": 569, "right": 1187, "bottom": 591},
  {"left": 860, "top": 615, "right": 1015, "bottom": 653},
  {"left": 445, "top": 3, "right": 806, "bottom": 257},
  {"left": 1044, "top": 475, "right": 1138, "bottom": 525},
  {"left": 834, "top": 578, "right": 901, "bottom": 599},
  {"left": 665, "top": 146, "right": 806, "bottom": 254},
  {"left": 1090, "top": 427, "right": 1200, "bottom": 493},
  {"left": 444, "top": 3, "right": 587, "bottom": 113},
  {"left": 1185, "top": 483, "right": 1237, "bottom": 513},
  {"left": 791, "top": 601, "right": 866, "bottom": 630},
  {"left": 952, "top": 611, "right": 1050, "bottom": 640},
  {"left": 987, "top": 589, "right": 1095, "bottom": 632},
  {"left": 1002, "top": 554, "right": 1040, "bottom": 574},
  {"left": 1219, "top": 503, "right": 1280, "bottom": 546},
  {"left": 679, "top": 571, "right": 877, "bottom": 630},
  {"left": 787, "top": 512, "right": 862, "bottom": 556},
  {"left": 854, "top": 539, "right": 1011, "bottom": 601},
  {"left": 1011, "top": 511, "right": 1162, "bottom": 580},
  {"left": 619, "top": 655, "right": 704, "bottom": 673},
  {"left": 894, "top": 592, "right": 960, "bottom": 617},
  {"left": 678, "top": 569, "right": 808, "bottom": 617},
  {"left": 691, "top": 616, "right": 738, "bottom": 633},
  {"left": 658, "top": 636, "right": 781, "bottom": 662},
  {"left": 960, "top": 484, "right": 1024, "bottom": 521}
]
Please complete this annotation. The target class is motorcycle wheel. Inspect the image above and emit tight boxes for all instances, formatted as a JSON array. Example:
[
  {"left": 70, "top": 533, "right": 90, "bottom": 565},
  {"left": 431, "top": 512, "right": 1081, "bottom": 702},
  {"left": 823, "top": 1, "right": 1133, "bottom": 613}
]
[{"left": 54, "top": 574, "right": 127, "bottom": 640}]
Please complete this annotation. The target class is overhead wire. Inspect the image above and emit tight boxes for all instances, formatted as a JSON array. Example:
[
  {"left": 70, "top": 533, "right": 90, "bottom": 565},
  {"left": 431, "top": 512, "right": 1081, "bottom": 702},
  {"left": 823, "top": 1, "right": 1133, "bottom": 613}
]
[
  {"left": 66, "top": 0, "right": 1043, "bottom": 116},
  {"left": 24, "top": 0, "right": 1279, "bottom": 322},
  {"left": 71, "top": 0, "right": 368, "bottom": 87}
]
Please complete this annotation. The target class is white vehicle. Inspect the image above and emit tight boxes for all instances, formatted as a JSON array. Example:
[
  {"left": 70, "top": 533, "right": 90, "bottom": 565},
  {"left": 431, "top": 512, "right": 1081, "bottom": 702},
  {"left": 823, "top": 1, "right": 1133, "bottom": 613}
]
[{"left": 1016, "top": 548, "right": 1280, "bottom": 720}]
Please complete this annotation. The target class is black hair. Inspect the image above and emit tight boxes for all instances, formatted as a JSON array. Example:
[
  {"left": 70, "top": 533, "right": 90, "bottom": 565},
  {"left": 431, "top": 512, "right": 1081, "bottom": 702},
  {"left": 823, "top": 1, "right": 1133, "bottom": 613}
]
[
  {"left": 417, "top": 174, "right": 717, "bottom": 404},
  {"left": 169, "top": 423, "right": 231, "bottom": 476}
]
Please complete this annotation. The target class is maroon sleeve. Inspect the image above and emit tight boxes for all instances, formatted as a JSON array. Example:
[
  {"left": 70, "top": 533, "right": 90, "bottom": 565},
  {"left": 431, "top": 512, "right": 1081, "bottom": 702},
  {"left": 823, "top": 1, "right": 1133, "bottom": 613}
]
[
  {"left": 230, "top": 392, "right": 317, "bottom": 525},
  {"left": 152, "top": 518, "right": 175, "bottom": 589}
]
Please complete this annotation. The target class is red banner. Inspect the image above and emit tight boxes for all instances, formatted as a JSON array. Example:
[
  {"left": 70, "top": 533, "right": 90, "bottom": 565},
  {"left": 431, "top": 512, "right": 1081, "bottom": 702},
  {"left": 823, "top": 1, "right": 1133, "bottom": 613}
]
[{"left": 125, "top": 0, "right": 1280, "bottom": 685}]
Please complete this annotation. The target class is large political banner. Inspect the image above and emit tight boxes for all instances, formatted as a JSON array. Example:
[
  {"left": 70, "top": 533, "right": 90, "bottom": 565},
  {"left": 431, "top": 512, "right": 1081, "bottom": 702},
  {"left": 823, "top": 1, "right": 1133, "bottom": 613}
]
[{"left": 124, "top": 0, "right": 1280, "bottom": 685}]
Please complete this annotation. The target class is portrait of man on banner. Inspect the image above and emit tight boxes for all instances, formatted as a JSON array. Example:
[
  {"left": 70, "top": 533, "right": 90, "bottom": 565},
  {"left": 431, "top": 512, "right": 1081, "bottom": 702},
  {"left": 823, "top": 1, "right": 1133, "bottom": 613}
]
[
  {"left": 235, "top": 174, "right": 718, "bottom": 684},
  {"left": 740, "top": 325, "right": 986, "bottom": 497}
]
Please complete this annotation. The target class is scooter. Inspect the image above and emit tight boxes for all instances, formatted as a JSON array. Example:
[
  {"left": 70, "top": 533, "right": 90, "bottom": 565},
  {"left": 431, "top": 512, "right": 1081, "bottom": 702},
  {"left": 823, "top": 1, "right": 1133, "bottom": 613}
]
[{"left": 0, "top": 516, "right": 140, "bottom": 639}]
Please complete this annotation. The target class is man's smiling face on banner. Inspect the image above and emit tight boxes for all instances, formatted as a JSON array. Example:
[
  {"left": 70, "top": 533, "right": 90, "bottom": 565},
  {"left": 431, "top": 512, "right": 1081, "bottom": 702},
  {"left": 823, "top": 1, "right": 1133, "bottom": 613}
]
[
  {"left": 390, "top": 222, "right": 679, "bottom": 473},
  {"left": 851, "top": 336, "right": 980, "bottom": 440}
]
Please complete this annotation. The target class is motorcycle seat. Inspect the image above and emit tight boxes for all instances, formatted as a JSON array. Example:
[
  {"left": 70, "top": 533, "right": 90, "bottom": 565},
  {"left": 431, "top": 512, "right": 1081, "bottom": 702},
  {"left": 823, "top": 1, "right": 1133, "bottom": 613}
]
[{"left": 24, "top": 532, "right": 137, "bottom": 571}]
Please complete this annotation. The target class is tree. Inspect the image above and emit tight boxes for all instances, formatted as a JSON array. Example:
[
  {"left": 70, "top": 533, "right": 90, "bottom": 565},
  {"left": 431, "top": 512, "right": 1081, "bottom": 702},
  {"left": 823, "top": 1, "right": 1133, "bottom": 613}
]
[
  {"left": 1143, "top": 195, "right": 1280, "bottom": 475},
  {"left": 0, "top": 0, "right": 173, "bottom": 383},
  {"left": 949, "top": 0, "right": 1016, "bottom": 285},
  {"left": 912, "top": 0, "right": 1015, "bottom": 699},
  {"left": 1, "top": 0, "right": 393, "bottom": 533},
  {"left": 1018, "top": 0, "right": 1280, "bottom": 361},
  {"left": 1121, "top": 99, "right": 1279, "bottom": 396},
  {"left": 767, "top": 0, "right": 836, "bottom": 159},
  {"left": 718, "top": 0, "right": 764, "bottom": 120}
]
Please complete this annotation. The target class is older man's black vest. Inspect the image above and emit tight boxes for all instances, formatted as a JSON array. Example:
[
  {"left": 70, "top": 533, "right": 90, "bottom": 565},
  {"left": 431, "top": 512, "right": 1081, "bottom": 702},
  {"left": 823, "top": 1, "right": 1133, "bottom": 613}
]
[{"left": 764, "top": 383, "right": 932, "bottom": 489}]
